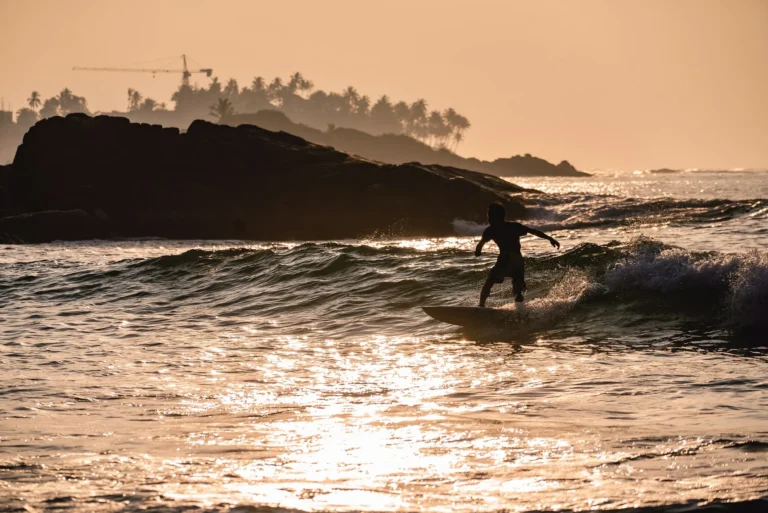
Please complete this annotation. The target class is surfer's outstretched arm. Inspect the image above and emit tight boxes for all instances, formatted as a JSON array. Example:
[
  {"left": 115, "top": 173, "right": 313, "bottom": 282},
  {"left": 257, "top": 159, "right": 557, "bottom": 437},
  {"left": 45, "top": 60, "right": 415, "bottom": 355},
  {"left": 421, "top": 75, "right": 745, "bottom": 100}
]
[{"left": 526, "top": 227, "right": 560, "bottom": 249}]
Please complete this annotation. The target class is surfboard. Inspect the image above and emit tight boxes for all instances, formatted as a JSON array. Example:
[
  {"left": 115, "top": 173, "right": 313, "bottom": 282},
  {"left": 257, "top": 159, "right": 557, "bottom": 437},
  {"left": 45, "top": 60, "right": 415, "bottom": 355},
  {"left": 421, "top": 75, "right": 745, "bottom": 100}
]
[{"left": 422, "top": 306, "right": 522, "bottom": 328}]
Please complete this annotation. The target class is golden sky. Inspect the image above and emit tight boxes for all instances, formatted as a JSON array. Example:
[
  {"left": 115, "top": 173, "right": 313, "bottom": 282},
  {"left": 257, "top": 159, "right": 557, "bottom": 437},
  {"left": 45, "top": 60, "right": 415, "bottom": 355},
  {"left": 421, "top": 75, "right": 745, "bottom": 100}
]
[{"left": 1, "top": 0, "right": 767, "bottom": 170}]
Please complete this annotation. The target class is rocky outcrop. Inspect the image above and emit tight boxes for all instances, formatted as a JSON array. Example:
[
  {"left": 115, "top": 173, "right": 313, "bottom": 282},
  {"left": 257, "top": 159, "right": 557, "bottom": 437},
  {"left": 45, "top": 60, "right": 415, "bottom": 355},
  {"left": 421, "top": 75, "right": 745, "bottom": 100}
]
[
  {"left": 224, "top": 110, "right": 590, "bottom": 177},
  {"left": 491, "top": 154, "right": 583, "bottom": 177},
  {"left": 0, "top": 114, "right": 532, "bottom": 243},
  {"left": 0, "top": 210, "right": 106, "bottom": 243}
]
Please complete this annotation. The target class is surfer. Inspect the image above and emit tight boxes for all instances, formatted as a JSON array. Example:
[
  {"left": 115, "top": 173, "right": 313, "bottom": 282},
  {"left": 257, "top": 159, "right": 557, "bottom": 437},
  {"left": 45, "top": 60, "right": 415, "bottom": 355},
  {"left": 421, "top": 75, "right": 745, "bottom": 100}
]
[{"left": 475, "top": 202, "right": 560, "bottom": 306}]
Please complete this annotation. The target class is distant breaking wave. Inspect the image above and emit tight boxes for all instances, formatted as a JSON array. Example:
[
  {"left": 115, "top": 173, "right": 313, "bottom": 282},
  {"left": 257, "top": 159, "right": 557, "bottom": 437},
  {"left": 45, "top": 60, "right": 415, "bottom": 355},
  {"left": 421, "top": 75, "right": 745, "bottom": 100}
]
[{"left": 524, "top": 194, "right": 768, "bottom": 231}]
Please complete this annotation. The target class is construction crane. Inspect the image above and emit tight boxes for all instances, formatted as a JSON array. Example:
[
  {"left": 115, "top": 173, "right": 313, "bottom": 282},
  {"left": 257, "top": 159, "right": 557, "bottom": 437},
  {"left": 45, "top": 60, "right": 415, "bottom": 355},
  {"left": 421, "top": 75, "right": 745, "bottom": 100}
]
[{"left": 73, "top": 55, "right": 213, "bottom": 86}]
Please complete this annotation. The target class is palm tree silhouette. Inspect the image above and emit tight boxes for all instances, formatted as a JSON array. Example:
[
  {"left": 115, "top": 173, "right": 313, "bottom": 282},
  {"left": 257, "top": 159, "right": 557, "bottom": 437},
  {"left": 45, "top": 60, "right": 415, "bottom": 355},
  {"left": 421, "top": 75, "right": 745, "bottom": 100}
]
[
  {"left": 210, "top": 98, "right": 236, "bottom": 121},
  {"left": 39, "top": 97, "right": 60, "bottom": 118},
  {"left": 355, "top": 95, "right": 371, "bottom": 116},
  {"left": 208, "top": 77, "right": 222, "bottom": 95},
  {"left": 16, "top": 108, "right": 39, "bottom": 127},
  {"left": 224, "top": 79, "right": 239, "bottom": 98},
  {"left": 342, "top": 86, "right": 359, "bottom": 115},
  {"left": 408, "top": 99, "right": 428, "bottom": 139},
  {"left": 57, "top": 88, "right": 88, "bottom": 114},
  {"left": 251, "top": 77, "right": 266, "bottom": 93},
  {"left": 140, "top": 98, "right": 158, "bottom": 112},
  {"left": 288, "top": 72, "right": 304, "bottom": 94},
  {"left": 27, "top": 91, "right": 41, "bottom": 110},
  {"left": 451, "top": 114, "right": 471, "bottom": 150},
  {"left": 393, "top": 101, "right": 410, "bottom": 133},
  {"left": 127, "top": 89, "right": 143, "bottom": 111},
  {"left": 267, "top": 78, "right": 284, "bottom": 104}
]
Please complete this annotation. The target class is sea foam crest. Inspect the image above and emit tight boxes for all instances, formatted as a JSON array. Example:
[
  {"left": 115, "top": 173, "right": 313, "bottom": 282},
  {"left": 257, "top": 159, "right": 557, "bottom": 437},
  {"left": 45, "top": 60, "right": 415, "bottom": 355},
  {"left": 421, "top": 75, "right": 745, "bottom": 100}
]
[{"left": 599, "top": 240, "right": 768, "bottom": 331}]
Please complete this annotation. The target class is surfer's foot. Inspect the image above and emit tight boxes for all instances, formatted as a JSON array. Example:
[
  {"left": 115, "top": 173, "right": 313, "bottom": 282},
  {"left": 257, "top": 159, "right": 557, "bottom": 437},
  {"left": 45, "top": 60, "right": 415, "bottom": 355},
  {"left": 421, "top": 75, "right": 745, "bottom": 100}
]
[
  {"left": 478, "top": 303, "right": 486, "bottom": 308},
  {"left": 514, "top": 293, "right": 524, "bottom": 302}
]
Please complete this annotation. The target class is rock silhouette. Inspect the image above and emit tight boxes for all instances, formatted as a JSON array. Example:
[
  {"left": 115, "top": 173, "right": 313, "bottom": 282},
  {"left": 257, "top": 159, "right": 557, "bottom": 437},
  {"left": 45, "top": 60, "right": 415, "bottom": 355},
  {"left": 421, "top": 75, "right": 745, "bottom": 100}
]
[{"left": 0, "top": 114, "right": 530, "bottom": 243}]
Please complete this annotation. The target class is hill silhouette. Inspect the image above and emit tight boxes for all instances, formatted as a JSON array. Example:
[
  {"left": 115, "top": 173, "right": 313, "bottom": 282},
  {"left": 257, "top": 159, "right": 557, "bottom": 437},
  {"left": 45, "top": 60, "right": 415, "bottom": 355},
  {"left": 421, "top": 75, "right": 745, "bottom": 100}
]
[{"left": 223, "top": 110, "right": 587, "bottom": 177}]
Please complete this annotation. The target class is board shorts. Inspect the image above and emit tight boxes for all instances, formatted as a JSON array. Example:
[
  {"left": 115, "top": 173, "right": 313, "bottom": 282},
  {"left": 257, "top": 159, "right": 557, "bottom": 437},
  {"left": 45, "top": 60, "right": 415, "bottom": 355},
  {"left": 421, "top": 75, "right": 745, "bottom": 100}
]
[{"left": 489, "top": 251, "right": 526, "bottom": 295}]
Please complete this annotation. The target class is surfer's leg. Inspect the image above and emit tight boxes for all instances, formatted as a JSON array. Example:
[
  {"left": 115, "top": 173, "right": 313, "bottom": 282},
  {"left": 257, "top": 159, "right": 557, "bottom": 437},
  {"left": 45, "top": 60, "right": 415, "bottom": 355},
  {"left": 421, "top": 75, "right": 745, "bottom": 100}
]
[
  {"left": 481, "top": 262, "right": 505, "bottom": 307},
  {"left": 479, "top": 279, "right": 494, "bottom": 307},
  {"left": 511, "top": 256, "right": 526, "bottom": 302}
]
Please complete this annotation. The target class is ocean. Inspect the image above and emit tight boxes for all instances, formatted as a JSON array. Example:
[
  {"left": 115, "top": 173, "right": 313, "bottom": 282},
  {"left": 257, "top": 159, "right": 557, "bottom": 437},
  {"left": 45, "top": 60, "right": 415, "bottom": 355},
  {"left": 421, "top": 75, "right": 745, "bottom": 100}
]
[{"left": 1, "top": 169, "right": 767, "bottom": 512}]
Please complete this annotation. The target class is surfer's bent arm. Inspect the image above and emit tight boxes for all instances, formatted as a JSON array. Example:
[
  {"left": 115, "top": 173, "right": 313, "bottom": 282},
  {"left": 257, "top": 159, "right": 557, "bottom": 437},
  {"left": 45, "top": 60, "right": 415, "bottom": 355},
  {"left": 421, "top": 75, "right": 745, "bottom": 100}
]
[
  {"left": 525, "top": 227, "right": 560, "bottom": 249},
  {"left": 475, "top": 229, "right": 491, "bottom": 256}
]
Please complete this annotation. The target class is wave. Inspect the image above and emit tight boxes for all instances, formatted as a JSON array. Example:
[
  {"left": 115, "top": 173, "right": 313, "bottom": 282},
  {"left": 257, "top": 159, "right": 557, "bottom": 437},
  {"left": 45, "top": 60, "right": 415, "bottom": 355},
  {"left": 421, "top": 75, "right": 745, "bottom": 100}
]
[
  {"left": 1, "top": 238, "right": 766, "bottom": 341},
  {"left": 525, "top": 194, "right": 768, "bottom": 231}
]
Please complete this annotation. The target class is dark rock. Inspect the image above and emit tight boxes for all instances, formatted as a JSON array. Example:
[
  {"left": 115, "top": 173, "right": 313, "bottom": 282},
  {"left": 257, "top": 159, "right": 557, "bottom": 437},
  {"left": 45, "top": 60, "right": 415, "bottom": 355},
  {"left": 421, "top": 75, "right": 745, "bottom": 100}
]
[
  {"left": 1, "top": 114, "right": 534, "bottom": 242},
  {"left": 492, "top": 155, "right": 588, "bottom": 177},
  {"left": 0, "top": 209, "right": 106, "bottom": 243}
]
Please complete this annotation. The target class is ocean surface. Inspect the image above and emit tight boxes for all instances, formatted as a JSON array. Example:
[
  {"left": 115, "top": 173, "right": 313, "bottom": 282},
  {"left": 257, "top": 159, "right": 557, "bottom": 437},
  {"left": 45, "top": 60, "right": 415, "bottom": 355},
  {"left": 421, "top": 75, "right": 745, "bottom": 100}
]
[{"left": 1, "top": 169, "right": 767, "bottom": 512}]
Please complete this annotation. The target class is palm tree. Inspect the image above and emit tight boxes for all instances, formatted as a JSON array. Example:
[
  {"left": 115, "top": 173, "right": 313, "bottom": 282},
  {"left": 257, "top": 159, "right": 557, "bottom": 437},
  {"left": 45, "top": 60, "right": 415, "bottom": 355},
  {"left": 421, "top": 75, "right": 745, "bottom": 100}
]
[
  {"left": 393, "top": 101, "right": 410, "bottom": 132},
  {"left": 443, "top": 108, "right": 471, "bottom": 150},
  {"left": 127, "top": 89, "right": 143, "bottom": 111},
  {"left": 299, "top": 77, "right": 314, "bottom": 97},
  {"left": 140, "top": 98, "right": 158, "bottom": 112},
  {"left": 371, "top": 95, "right": 399, "bottom": 133},
  {"left": 208, "top": 77, "right": 222, "bottom": 95},
  {"left": 267, "top": 77, "right": 284, "bottom": 104},
  {"left": 408, "top": 99, "right": 428, "bottom": 139},
  {"left": 288, "top": 72, "right": 304, "bottom": 94},
  {"left": 16, "top": 107, "right": 39, "bottom": 128},
  {"left": 210, "top": 97, "right": 235, "bottom": 121},
  {"left": 354, "top": 95, "right": 371, "bottom": 116},
  {"left": 251, "top": 76, "right": 266, "bottom": 93},
  {"left": 451, "top": 113, "right": 471, "bottom": 150},
  {"left": 452, "top": 131, "right": 464, "bottom": 152},
  {"left": 58, "top": 88, "right": 73, "bottom": 103},
  {"left": 342, "top": 86, "right": 359, "bottom": 115},
  {"left": 287, "top": 72, "right": 314, "bottom": 98},
  {"left": 39, "top": 97, "right": 60, "bottom": 118},
  {"left": 57, "top": 88, "right": 87, "bottom": 114},
  {"left": 224, "top": 78, "right": 239, "bottom": 99},
  {"left": 27, "top": 91, "right": 41, "bottom": 110},
  {"left": 427, "top": 110, "right": 451, "bottom": 147}
]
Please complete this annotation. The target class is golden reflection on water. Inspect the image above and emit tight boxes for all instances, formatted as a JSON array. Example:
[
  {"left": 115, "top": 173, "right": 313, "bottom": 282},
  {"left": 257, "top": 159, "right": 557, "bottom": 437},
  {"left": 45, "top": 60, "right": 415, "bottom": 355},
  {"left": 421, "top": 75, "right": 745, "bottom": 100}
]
[{"left": 166, "top": 334, "right": 596, "bottom": 511}]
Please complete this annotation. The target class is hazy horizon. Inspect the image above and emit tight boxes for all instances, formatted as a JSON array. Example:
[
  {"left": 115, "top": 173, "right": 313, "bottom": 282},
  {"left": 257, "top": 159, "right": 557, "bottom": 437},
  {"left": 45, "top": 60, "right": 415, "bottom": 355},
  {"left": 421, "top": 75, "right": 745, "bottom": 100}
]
[{"left": 1, "top": 0, "right": 767, "bottom": 171}]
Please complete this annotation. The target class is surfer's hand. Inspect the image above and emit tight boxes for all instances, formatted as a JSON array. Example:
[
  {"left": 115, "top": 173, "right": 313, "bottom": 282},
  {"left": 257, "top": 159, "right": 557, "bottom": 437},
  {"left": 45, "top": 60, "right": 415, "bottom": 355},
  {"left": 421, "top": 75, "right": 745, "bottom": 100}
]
[
  {"left": 474, "top": 249, "right": 481, "bottom": 257},
  {"left": 549, "top": 238, "right": 560, "bottom": 250}
]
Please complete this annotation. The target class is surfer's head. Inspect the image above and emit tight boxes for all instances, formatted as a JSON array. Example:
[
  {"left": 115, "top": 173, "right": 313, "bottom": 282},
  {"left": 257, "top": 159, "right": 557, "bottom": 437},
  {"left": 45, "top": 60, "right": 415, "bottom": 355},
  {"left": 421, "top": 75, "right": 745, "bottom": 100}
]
[{"left": 488, "top": 202, "right": 505, "bottom": 225}]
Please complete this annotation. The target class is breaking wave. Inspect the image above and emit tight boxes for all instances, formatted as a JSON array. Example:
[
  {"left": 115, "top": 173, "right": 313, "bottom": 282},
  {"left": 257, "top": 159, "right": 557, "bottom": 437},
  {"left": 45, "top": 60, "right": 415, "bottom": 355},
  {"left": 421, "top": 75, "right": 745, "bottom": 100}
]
[{"left": 3, "top": 237, "right": 766, "bottom": 342}]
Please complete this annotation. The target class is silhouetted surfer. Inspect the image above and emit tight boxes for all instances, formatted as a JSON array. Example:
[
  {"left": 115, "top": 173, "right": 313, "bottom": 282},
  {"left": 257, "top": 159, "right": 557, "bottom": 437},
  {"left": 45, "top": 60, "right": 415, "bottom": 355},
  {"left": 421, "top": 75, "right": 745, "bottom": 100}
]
[{"left": 475, "top": 202, "right": 560, "bottom": 307}]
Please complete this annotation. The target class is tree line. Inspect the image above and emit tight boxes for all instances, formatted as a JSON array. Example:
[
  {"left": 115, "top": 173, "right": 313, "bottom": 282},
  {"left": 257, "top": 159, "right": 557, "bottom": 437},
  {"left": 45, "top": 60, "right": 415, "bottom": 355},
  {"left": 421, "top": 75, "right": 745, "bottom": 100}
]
[
  {"left": 14, "top": 89, "right": 89, "bottom": 128},
  {"left": 14, "top": 72, "right": 471, "bottom": 150},
  {"left": 190, "top": 73, "right": 471, "bottom": 150}
]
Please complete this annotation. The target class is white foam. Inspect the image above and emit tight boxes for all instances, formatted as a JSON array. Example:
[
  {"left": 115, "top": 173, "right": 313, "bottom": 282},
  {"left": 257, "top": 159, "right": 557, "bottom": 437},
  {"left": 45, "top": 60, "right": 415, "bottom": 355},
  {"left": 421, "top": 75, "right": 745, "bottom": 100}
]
[{"left": 452, "top": 219, "right": 486, "bottom": 236}]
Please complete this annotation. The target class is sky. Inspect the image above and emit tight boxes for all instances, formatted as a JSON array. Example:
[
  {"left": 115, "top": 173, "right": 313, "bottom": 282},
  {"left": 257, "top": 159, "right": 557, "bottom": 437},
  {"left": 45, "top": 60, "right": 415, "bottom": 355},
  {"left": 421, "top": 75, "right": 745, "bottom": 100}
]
[{"left": 1, "top": 0, "right": 767, "bottom": 171}]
